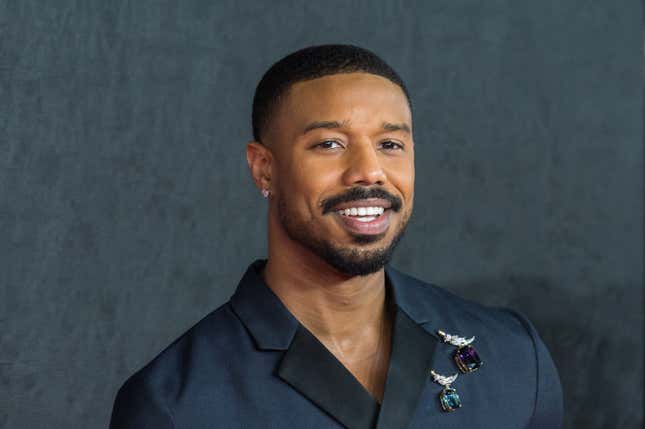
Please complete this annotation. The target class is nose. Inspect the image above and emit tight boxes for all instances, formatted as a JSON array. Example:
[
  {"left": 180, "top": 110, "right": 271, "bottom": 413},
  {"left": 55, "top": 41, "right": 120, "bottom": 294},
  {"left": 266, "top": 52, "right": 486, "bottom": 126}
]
[{"left": 342, "top": 141, "right": 387, "bottom": 187}]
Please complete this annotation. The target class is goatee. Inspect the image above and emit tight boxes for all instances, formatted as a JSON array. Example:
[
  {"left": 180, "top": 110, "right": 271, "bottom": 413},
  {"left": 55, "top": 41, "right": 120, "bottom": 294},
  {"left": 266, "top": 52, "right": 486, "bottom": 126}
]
[{"left": 277, "top": 187, "right": 409, "bottom": 276}]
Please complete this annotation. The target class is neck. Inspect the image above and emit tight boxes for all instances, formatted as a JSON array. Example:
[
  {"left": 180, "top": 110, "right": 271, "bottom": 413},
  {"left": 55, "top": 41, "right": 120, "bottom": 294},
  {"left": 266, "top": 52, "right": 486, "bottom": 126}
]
[
  {"left": 262, "top": 205, "right": 395, "bottom": 403},
  {"left": 264, "top": 257, "right": 387, "bottom": 339},
  {"left": 263, "top": 214, "right": 390, "bottom": 343}
]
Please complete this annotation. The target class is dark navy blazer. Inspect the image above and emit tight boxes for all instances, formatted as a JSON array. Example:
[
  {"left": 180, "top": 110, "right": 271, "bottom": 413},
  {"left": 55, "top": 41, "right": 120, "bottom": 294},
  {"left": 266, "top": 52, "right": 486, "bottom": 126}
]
[{"left": 110, "top": 260, "right": 563, "bottom": 428}]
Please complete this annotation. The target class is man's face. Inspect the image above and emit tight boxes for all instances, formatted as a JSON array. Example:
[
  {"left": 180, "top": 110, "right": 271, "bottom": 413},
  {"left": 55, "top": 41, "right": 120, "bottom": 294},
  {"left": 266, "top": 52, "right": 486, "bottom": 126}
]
[{"left": 265, "top": 72, "right": 415, "bottom": 276}]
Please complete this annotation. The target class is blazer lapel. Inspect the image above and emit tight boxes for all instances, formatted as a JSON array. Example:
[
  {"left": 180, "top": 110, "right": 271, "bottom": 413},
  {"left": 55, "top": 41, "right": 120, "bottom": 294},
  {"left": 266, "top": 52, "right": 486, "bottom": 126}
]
[
  {"left": 229, "top": 260, "right": 299, "bottom": 350},
  {"left": 375, "top": 308, "right": 438, "bottom": 429},
  {"left": 277, "top": 325, "right": 380, "bottom": 429},
  {"left": 231, "top": 260, "right": 380, "bottom": 428},
  {"left": 372, "top": 266, "right": 443, "bottom": 429},
  {"left": 230, "top": 261, "right": 440, "bottom": 429},
  {"left": 276, "top": 267, "right": 441, "bottom": 429}
]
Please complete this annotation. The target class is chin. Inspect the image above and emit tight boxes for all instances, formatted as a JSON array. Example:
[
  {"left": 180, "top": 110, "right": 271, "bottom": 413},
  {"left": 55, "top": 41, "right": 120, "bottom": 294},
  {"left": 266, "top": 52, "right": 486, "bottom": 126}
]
[
  {"left": 317, "top": 232, "right": 404, "bottom": 277},
  {"left": 348, "top": 232, "right": 388, "bottom": 245},
  {"left": 321, "top": 247, "right": 394, "bottom": 276}
]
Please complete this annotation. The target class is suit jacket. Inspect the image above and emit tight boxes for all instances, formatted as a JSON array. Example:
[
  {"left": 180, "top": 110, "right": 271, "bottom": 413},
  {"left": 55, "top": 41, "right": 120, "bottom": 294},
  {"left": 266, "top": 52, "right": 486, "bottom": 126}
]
[{"left": 110, "top": 260, "right": 563, "bottom": 429}]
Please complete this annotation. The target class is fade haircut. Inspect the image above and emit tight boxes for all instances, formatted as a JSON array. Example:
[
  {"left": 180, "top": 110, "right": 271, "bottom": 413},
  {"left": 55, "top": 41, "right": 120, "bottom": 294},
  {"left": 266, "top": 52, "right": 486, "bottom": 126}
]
[{"left": 251, "top": 44, "right": 411, "bottom": 143}]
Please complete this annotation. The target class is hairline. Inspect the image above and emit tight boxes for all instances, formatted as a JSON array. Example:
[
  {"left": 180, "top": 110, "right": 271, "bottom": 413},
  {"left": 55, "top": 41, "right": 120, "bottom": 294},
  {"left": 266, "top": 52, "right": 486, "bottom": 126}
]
[{"left": 258, "top": 70, "right": 412, "bottom": 144}]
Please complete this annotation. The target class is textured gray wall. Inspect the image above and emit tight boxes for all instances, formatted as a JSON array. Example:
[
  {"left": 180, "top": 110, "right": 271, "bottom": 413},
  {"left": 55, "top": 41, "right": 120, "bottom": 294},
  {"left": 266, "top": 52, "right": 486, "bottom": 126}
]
[{"left": 1, "top": 1, "right": 642, "bottom": 428}]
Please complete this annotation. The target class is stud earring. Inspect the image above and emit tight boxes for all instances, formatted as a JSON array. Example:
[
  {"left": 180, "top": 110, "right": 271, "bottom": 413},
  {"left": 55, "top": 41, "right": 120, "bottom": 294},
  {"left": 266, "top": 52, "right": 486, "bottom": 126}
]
[{"left": 261, "top": 189, "right": 270, "bottom": 198}]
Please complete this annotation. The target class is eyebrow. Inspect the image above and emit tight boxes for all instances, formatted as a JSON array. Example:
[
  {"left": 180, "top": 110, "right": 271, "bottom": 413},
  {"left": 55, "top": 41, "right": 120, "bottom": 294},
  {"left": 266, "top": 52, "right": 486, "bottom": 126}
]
[
  {"left": 302, "top": 120, "right": 347, "bottom": 134},
  {"left": 382, "top": 122, "right": 411, "bottom": 134},
  {"left": 302, "top": 120, "right": 411, "bottom": 135}
]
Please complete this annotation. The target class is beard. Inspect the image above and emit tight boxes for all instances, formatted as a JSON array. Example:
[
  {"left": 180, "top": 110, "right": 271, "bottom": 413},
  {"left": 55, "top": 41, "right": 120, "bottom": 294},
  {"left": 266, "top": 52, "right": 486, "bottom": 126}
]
[{"left": 276, "top": 189, "right": 410, "bottom": 277}]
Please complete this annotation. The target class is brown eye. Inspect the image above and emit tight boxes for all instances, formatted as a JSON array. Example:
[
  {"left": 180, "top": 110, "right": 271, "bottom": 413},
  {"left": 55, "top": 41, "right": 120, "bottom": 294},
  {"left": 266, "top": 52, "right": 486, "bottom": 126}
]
[
  {"left": 316, "top": 140, "right": 343, "bottom": 150},
  {"left": 380, "top": 140, "right": 404, "bottom": 151}
]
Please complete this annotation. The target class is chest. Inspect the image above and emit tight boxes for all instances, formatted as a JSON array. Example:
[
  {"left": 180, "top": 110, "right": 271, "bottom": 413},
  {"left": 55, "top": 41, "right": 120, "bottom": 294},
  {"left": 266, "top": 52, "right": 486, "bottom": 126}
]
[{"left": 321, "top": 331, "right": 393, "bottom": 403}]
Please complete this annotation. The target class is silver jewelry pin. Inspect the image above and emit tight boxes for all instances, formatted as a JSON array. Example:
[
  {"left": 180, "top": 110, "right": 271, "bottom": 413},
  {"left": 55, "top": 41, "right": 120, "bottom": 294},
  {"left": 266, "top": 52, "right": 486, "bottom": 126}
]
[
  {"left": 438, "top": 330, "right": 483, "bottom": 373},
  {"left": 430, "top": 369, "right": 462, "bottom": 412}
]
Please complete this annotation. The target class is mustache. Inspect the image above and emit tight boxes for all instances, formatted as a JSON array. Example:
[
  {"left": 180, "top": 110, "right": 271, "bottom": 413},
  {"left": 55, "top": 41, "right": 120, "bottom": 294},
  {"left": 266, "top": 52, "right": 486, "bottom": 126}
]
[{"left": 321, "top": 187, "right": 403, "bottom": 214}]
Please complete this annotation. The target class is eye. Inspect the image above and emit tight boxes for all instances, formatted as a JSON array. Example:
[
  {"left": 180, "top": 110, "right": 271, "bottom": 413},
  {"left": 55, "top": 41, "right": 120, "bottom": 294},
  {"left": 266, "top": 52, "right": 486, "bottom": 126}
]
[
  {"left": 315, "top": 140, "right": 344, "bottom": 150},
  {"left": 380, "top": 140, "right": 404, "bottom": 151}
]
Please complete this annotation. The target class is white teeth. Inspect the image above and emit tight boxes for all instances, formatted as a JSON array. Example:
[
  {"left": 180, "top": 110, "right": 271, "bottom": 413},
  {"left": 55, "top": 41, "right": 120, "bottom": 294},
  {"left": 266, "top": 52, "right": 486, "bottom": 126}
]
[
  {"left": 355, "top": 216, "right": 376, "bottom": 222},
  {"left": 336, "top": 207, "right": 386, "bottom": 217}
]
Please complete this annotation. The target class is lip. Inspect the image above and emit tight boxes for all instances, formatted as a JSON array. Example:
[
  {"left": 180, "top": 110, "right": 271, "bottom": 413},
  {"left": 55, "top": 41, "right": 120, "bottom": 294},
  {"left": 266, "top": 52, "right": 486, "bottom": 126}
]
[
  {"left": 331, "top": 198, "right": 393, "bottom": 212},
  {"left": 334, "top": 209, "right": 392, "bottom": 236}
]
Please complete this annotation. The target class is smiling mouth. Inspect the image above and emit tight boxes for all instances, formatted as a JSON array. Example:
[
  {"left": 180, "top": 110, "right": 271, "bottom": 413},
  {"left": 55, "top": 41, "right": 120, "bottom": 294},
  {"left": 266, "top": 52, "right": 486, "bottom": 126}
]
[
  {"left": 335, "top": 206, "right": 386, "bottom": 222},
  {"left": 332, "top": 202, "right": 392, "bottom": 236}
]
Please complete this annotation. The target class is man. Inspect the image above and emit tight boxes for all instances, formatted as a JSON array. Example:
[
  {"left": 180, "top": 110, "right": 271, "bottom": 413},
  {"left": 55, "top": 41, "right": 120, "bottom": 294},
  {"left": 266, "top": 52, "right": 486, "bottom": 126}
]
[{"left": 110, "top": 45, "right": 563, "bottom": 428}]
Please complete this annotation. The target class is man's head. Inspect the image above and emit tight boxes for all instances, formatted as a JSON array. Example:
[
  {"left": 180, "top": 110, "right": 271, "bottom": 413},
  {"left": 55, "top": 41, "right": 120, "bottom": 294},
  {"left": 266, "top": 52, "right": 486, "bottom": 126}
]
[{"left": 246, "top": 45, "right": 414, "bottom": 277}]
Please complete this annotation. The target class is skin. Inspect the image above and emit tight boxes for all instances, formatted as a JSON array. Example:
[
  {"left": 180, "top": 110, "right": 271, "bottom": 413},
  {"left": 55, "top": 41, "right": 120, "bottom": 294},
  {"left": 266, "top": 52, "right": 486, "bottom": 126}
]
[{"left": 246, "top": 72, "right": 415, "bottom": 403}]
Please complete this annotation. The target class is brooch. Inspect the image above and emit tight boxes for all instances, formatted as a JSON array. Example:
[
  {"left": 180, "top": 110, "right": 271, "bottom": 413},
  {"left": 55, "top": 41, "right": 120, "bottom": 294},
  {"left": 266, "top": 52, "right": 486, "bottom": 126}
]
[
  {"left": 430, "top": 370, "right": 461, "bottom": 412},
  {"left": 438, "top": 330, "right": 483, "bottom": 373}
]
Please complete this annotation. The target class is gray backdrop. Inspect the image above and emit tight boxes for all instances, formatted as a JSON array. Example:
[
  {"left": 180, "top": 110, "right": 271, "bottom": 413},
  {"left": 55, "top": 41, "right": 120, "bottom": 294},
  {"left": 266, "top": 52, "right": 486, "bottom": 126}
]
[{"left": 1, "top": 1, "right": 642, "bottom": 428}]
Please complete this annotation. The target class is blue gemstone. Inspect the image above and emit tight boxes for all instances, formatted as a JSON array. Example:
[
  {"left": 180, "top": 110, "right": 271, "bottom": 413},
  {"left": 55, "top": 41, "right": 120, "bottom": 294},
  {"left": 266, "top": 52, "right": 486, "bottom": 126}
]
[{"left": 439, "top": 387, "right": 462, "bottom": 412}]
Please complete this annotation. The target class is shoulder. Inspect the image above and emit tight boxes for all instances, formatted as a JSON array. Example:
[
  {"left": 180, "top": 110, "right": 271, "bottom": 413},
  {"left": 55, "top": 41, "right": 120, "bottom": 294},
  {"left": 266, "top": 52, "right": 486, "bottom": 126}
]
[
  {"left": 110, "top": 302, "right": 251, "bottom": 427},
  {"left": 390, "top": 266, "right": 555, "bottom": 363},
  {"left": 129, "top": 302, "right": 248, "bottom": 382},
  {"left": 388, "top": 267, "right": 531, "bottom": 337},
  {"left": 390, "top": 267, "right": 563, "bottom": 428}
]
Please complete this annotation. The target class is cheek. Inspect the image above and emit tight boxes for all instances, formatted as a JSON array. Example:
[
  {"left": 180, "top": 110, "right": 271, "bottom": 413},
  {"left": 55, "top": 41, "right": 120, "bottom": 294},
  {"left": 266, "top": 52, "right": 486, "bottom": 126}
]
[
  {"left": 276, "top": 157, "right": 339, "bottom": 214},
  {"left": 386, "top": 158, "right": 415, "bottom": 199},
  {"left": 290, "top": 155, "right": 343, "bottom": 191}
]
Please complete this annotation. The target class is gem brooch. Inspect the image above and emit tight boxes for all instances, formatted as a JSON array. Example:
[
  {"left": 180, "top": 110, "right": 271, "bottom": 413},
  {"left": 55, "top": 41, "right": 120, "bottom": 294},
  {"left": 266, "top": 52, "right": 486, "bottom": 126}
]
[
  {"left": 438, "top": 330, "right": 483, "bottom": 373},
  {"left": 430, "top": 370, "right": 461, "bottom": 412}
]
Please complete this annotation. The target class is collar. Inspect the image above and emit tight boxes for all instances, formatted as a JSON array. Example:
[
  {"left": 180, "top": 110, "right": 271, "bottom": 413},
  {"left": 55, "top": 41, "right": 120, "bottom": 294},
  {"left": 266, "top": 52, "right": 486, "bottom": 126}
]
[
  {"left": 229, "top": 260, "right": 299, "bottom": 350},
  {"left": 229, "top": 260, "right": 439, "bottom": 429},
  {"left": 230, "top": 259, "right": 435, "bottom": 350}
]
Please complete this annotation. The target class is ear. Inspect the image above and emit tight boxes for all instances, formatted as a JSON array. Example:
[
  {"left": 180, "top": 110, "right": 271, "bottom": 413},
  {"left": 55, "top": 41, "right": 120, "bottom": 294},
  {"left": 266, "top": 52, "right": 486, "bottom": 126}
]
[{"left": 246, "top": 141, "right": 273, "bottom": 192}]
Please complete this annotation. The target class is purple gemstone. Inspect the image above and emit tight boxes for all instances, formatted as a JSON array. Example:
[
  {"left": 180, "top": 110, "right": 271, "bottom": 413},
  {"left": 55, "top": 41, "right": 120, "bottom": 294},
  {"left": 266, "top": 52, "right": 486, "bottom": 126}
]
[{"left": 455, "top": 345, "right": 483, "bottom": 373}]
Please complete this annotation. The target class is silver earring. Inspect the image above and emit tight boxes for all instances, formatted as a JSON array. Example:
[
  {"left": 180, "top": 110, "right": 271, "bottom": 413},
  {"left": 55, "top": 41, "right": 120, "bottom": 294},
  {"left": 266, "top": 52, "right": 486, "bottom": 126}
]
[{"left": 261, "top": 189, "right": 270, "bottom": 198}]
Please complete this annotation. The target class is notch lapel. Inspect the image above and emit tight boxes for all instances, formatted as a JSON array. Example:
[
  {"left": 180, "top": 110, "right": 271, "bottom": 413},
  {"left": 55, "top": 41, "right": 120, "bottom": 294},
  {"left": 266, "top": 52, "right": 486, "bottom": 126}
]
[{"left": 278, "top": 325, "right": 380, "bottom": 429}]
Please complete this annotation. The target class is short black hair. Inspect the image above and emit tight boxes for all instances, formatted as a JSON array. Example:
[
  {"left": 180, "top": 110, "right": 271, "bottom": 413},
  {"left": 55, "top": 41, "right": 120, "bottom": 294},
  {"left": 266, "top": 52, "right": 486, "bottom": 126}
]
[{"left": 252, "top": 44, "right": 411, "bottom": 143}]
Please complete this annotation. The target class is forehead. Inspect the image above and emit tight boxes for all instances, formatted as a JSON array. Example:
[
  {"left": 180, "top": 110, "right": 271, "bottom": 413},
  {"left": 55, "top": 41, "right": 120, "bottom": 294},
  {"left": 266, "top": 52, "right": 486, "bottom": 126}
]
[{"left": 274, "top": 72, "right": 412, "bottom": 135}]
